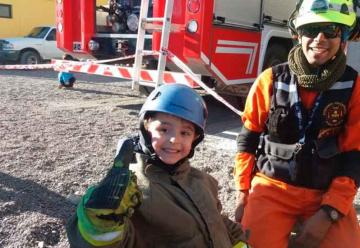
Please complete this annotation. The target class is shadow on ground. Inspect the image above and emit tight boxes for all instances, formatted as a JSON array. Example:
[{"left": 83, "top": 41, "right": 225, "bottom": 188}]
[
  {"left": 0, "top": 172, "right": 74, "bottom": 220},
  {"left": 0, "top": 68, "right": 129, "bottom": 84},
  {"left": 65, "top": 87, "right": 140, "bottom": 97}
]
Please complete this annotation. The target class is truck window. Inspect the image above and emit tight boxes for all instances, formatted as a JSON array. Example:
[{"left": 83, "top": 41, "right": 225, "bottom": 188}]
[
  {"left": 26, "top": 27, "right": 50, "bottom": 39},
  {"left": 46, "top": 29, "right": 56, "bottom": 41}
]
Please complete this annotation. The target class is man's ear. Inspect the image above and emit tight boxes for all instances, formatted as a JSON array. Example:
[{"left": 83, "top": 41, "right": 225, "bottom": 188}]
[{"left": 340, "top": 41, "right": 347, "bottom": 52}]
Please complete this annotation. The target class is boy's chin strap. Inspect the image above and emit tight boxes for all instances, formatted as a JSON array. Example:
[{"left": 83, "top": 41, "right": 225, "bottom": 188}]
[
  {"left": 145, "top": 155, "right": 185, "bottom": 175},
  {"left": 134, "top": 134, "right": 186, "bottom": 174}
]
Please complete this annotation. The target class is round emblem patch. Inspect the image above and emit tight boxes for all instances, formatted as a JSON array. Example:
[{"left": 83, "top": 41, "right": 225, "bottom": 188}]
[{"left": 323, "top": 102, "right": 346, "bottom": 127}]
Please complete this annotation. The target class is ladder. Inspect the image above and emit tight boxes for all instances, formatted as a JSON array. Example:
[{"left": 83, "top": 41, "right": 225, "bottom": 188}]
[{"left": 132, "top": 0, "right": 174, "bottom": 89}]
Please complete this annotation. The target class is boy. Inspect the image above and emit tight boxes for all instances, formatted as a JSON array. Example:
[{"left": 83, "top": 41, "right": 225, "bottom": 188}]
[
  {"left": 67, "top": 84, "right": 250, "bottom": 247},
  {"left": 58, "top": 54, "right": 76, "bottom": 88}
]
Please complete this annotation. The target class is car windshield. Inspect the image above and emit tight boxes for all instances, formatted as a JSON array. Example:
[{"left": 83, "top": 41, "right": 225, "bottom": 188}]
[{"left": 26, "top": 27, "right": 50, "bottom": 38}]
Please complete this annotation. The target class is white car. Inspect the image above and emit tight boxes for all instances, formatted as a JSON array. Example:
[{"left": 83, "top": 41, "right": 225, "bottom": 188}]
[{"left": 0, "top": 26, "right": 64, "bottom": 64}]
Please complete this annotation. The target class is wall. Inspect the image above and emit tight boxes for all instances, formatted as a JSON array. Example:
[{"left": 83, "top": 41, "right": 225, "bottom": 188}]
[
  {"left": 0, "top": 0, "right": 57, "bottom": 38},
  {"left": 0, "top": 0, "right": 113, "bottom": 38}
]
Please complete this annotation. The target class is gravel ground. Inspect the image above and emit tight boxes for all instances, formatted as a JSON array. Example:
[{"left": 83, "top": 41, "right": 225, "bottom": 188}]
[{"left": 0, "top": 70, "right": 359, "bottom": 248}]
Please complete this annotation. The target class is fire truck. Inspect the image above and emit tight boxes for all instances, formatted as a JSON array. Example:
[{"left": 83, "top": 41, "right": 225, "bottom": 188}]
[{"left": 55, "top": 0, "right": 360, "bottom": 102}]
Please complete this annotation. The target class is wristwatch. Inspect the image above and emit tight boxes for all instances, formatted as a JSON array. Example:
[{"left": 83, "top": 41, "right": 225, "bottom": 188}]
[{"left": 321, "top": 205, "right": 341, "bottom": 222}]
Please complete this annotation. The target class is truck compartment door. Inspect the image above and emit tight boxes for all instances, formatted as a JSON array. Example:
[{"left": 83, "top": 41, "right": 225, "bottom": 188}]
[
  {"left": 263, "top": 0, "right": 297, "bottom": 24},
  {"left": 214, "top": 0, "right": 262, "bottom": 28}
]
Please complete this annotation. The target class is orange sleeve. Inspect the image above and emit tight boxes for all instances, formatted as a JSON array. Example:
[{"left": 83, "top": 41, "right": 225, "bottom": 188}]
[
  {"left": 322, "top": 76, "right": 360, "bottom": 215},
  {"left": 234, "top": 68, "right": 273, "bottom": 190},
  {"left": 234, "top": 152, "right": 256, "bottom": 190},
  {"left": 241, "top": 68, "right": 273, "bottom": 132}
]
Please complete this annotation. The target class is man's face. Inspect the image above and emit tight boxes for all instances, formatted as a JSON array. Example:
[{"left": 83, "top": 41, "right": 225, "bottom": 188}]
[{"left": 298, "top": 23, "right": 342, "bottom": 67}]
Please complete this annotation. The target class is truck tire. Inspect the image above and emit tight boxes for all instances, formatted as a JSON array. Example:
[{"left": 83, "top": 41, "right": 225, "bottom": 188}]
[
  {"left": 262, "top": 44, "right": 289, "bottom": 71},
  {"left": 219, "top": 94, "right": 245, "bottom": 111},
  {"left": 138, "top": 85, "right": 154, "bottom": 96},
  {"left": 20, "top": 51, "right": 41, "bottom": 64},
  {"left": 138, "top": 58, "right": 158, "bottom": 96}
]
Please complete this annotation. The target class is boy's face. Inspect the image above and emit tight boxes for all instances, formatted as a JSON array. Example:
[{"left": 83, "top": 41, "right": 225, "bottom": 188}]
[{"left": 146, "top": 113, "right": 197, "bottom": 165}]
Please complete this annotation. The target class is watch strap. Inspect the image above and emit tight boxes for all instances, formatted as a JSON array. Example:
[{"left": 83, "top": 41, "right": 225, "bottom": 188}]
[{"left": 321, "top": 205, "right": 341, "bottom": 222}]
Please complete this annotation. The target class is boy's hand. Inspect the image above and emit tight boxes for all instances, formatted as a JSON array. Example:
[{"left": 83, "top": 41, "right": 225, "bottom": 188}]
[
  {"left": 235, "top": 190, "right": 249, "bottom": 222},
  {"left": 293, "top": 209, "right": 332, "bottom": 248},
  {"left": 85, "top": 139, "right": 142, "bottom": 214},
  {"left": 233, "top": 240, "right": 252, "bottom": 248},
  {"left": 76, "top": 139, "right": 142, "bottom": 245},
  {"left": 84, "top": 169, "right": 142, "bottom": 221}
]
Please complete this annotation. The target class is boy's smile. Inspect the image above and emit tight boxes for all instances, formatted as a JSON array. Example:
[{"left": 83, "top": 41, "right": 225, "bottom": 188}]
[{"left": 146, "top": 113, "right": 197, "bottom": 165}]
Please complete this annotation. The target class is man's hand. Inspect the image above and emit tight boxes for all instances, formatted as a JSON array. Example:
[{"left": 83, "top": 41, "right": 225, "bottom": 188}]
[
  {"left": 235, "top": 190, "right": 249, "bottom": 222},
  {"left": 293, "top": 209, "right": 332, "bottom": 248}
]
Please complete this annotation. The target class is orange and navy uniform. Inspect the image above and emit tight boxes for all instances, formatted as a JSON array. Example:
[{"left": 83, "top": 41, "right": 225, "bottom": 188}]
[{"left": 234, "top": 64, "right": 360, "bottom": 248}]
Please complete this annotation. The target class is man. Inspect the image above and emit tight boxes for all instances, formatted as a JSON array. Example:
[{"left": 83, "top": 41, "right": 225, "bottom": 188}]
[{"left": 233, "top": 0, "right": 360, "bottom": 247}]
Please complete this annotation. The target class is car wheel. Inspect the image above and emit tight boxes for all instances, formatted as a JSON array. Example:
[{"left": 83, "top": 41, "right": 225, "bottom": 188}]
[
  {"left": 20, "top": 51, "right": 41, "bottom": 64},
  {"left": 262, "top": 44, "right": 289, "bottom": 71}
]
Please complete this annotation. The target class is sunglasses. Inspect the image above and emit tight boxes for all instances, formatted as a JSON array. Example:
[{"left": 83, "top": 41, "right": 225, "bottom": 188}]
[{"left": 298, "top": 24, "right": 341, "bottom": 39}]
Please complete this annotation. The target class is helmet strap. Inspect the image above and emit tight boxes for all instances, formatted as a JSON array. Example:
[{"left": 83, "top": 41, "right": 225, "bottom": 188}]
[
  {"left": 349, "top": 17, "right": 360, "bottom": 41},
  {"left": 138, "top": 113, "right": 201, "bottom": 169},
  {"left": 288, "top": 0, "right": 304, "bottom": 39},
  {"left": 133, "top": 135, "right": 185, "bottom": 174}
]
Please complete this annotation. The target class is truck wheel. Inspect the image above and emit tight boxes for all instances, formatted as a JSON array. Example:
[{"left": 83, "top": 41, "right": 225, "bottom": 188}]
[
  {"left": 138, "top": 85, "right": 154, "bottom": 96},
  {"left": 218, "top": 94, "right": 245, "bottom": 111},
  {"left": 262, "top": 44, "right": 289, "bottom": 71},
  {"left": 20, "top": 51, "right": 41, "bottom": 64},
  {"left": 138, "top": 59, "right": 158, "bottom": 96}
]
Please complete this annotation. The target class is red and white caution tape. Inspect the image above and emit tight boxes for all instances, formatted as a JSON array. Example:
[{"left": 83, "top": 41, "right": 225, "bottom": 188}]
[
  {"left": 165, "top": 49, "right": 243, "bottom": 117},
  {"left": 0, "top": 63, "right": 54, "bottom": 70},
  {"left": 52, "top": 59, "right": 199, "bottom": 87},
  {"left": 0, "top": 51, "right": 158, "bottom": 70},
  {"left": 0, "top": 50, "right": 242, "bottom": 117},
  {"left": 54, "top": 51, "right": 243, "bottom": 117}
]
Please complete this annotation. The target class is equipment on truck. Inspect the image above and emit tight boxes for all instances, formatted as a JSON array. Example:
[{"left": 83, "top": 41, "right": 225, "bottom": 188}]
[
  {"left": 55, "top": 0, "right": 360, "bottom": 108},
  {"left": 56, "top": 0, "right": 152, "bottom": 60}
]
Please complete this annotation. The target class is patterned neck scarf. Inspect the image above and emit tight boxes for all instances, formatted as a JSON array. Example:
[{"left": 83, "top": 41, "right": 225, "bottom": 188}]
[{"left": 288, "top": 44, "right": 346, "bottom": 91}]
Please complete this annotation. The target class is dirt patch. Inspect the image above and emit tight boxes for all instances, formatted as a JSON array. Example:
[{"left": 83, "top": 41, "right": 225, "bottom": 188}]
[{"left": 0, "top": 73, "right": 359, "bottom": 247}]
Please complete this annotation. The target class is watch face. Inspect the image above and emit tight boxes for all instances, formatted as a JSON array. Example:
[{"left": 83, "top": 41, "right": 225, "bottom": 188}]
[{"left": 330, "top": 209, "right": 339, "bottom": 221}]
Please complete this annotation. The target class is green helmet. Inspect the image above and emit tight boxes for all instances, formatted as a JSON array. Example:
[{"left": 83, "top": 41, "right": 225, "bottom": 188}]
[{"left": 294, "top": 0, "right": 357, "bottom": 29}]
